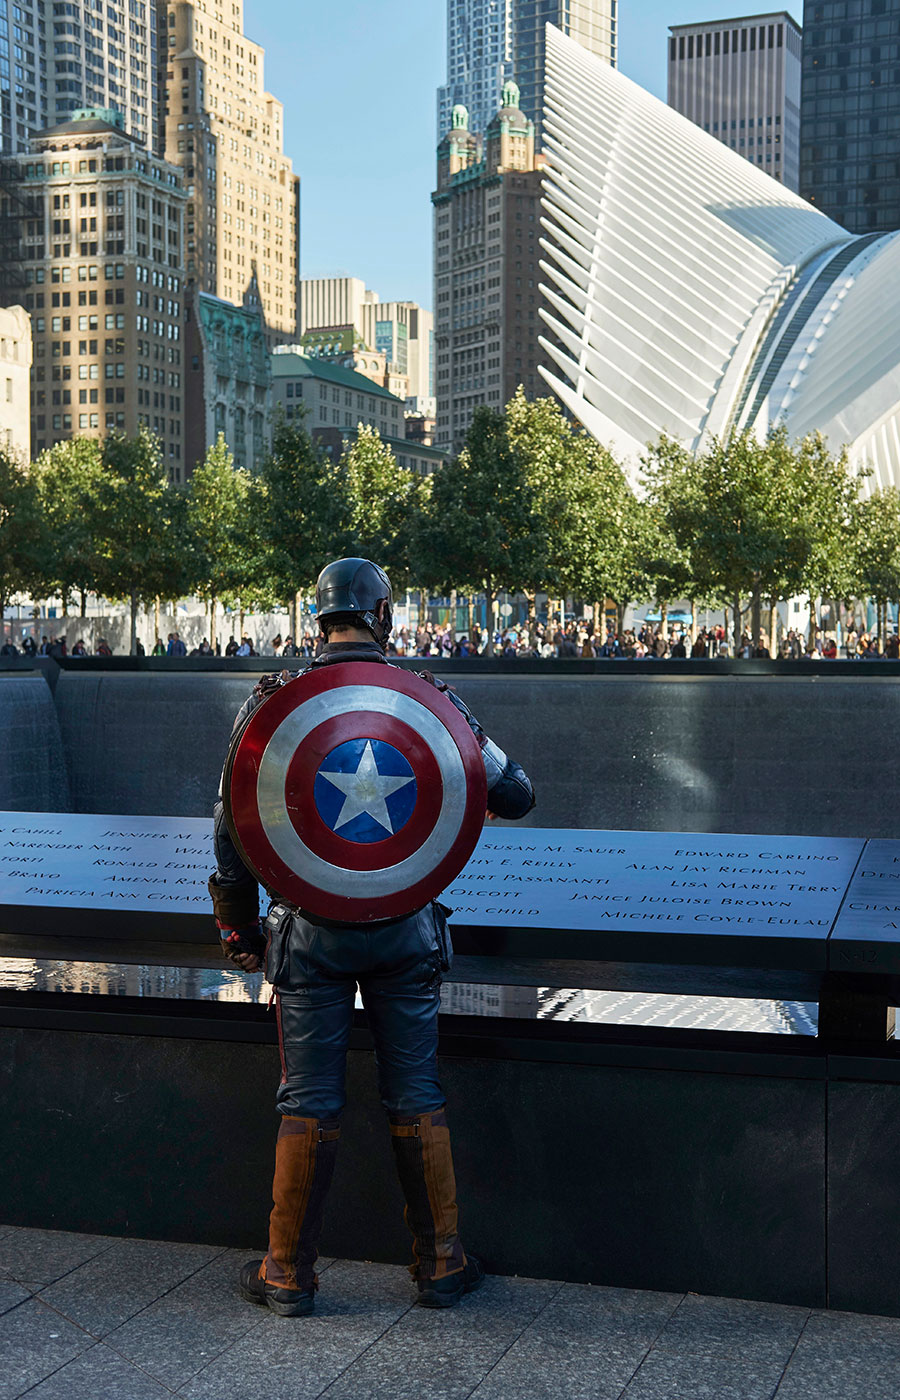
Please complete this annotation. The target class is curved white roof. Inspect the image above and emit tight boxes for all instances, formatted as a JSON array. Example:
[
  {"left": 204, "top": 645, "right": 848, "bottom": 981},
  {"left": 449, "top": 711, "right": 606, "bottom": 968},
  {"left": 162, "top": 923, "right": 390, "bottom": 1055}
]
[{"left": 538, "top": 26, "right": 900, "bottom": 489}]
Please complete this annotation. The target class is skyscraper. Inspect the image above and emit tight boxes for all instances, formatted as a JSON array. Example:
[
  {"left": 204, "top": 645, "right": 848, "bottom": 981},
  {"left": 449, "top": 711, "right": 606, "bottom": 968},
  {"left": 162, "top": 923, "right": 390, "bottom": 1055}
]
[
  {"left": 159, "top": 0, "right": 300, "bottom": 339},
  {"left": 800, "top": 0, "right": 900, "bottom": 234},
  {"left": 1, "top": 0, "right": 159, "bottom": 155},
  {"left": 513, "top": 1, "right": 616, "bottom": 149},
  {"left": 438, "top": 0, "right": 513, "bottom": 147},
  {"left": 668, "top": 13, "right": 802, "bottom": 190},
  {"left": 433, "top": 83, "right": 544, "bottom": 453},
  {"left": 10, "top": 109, "right": 187, "bottom": 471},
  {"left": 437, "top": 1, "right": 616, "bottom": 146}
]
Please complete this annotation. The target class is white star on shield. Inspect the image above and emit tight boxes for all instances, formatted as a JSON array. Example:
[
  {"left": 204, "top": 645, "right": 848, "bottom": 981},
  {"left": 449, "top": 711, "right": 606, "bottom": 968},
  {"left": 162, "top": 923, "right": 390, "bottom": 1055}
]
[{"left": 319, "top": 740, "right": 415, "bottom": 836}]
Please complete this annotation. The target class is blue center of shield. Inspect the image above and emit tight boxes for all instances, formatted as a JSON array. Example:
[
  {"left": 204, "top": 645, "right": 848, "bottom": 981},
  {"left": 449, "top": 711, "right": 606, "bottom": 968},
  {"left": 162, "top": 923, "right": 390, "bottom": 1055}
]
[{"left": 314, "top": 738, "right": 417, "bottom": 844}]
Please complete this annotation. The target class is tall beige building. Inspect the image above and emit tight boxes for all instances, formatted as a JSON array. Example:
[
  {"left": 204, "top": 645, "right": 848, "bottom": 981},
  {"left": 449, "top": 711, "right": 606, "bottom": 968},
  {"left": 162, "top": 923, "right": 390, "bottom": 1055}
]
[
  {"left": 0, "top": 306, "right": 33, "bottom": 460},
  {"left": 300, "top": 278, "right": 435, "bottom": 407},
  {"left": 10, "top": 110, "right": 187, "bottom": 474},
  {"left": 159, "top": 0, "right": 300, "bottom": 339}
]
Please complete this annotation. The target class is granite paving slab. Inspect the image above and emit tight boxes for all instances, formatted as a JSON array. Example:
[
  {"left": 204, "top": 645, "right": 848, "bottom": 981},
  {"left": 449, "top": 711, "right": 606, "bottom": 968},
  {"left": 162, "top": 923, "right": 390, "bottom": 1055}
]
[
  {"left": 527, "top": 1282, "right": 682, "bottom": 1344},
  {"left": 620, "top": 1349, "right": 790, "bottom": 1399},
  {"left": 21, "top": 1339, "right": 177, "bottom": 1400},
  {"left": 0, "top": 1227, "right": 115, "bottom": 1290},
  {"left": 470, "top": 1331, "right": 650, "bottom": 1400},
  {"left": 652, "top": 1293, "right": 811, "bottom": 1365},
  {"left": 0, "top": 1279, "right": 31, "bottom": 1318},
  {"left": 773, "top": 1308, "right": 900, "bottom": 1400},
  {"left": 103, "top": 1247, "right": 266, "bottom": 1390},
  {"left": 38, "top": 1237, "right": 226, "bottom": 1339},
  {"left": 0, "top": 1296, "right": 94, "bottom": 1400},
  {"left": 319, "top": 1275, "right": 562, "bottom": 1400},
  {"left": 179, "top": 1260, "right": 416, "bottom": 1400}
]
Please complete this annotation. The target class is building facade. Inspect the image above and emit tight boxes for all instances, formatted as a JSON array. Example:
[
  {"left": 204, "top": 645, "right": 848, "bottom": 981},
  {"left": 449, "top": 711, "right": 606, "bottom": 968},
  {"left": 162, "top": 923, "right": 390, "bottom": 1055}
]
[
  {"left": 432, "top": 84, "right": 544, "bottom": 454},
  {"left": 1, "top": 0, "right": 159, "bottom": 156},
  {"left": 800, "top": 0, "right": 900, "bottom": 233},
  {"left": 539, "top": 25, "right": 900, "bottom": 490},
  {"left": 513, "top": 0, "right": 616, "bottom": 148},
  {"left": 300, "top": 278, "right": 435, "bottom": 406},
  {"left": 271, "top": 349, "right": 447, "bottom": 476},
  {"left": 159, "top": 0, "right": 300, "bottom": 339},
  {"left": 438, "top": 0, "right": 513, "bottom": 147},
  {"left": 437, "top": 0, "right": 616, "bottom": 145},
  {"left": 0, "top": 304, "right": 32, "bottom": 457},
  {"left": 184, "top": 280, "right": 271, "bottom": 474},
  {"left": 10, "top": 109, "right": 186, "bottom": 471},
  {"left": 668, "top": 12, "right": 802, "bottom": 190}
]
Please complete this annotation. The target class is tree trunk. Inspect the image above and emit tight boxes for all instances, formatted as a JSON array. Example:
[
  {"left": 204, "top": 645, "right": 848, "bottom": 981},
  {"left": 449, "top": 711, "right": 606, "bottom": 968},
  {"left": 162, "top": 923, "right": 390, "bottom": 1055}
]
[
  {"left": 153, "top": 596, "right": 160, "bottom": 642},
  {"left": 484, "top": 578, "right": 495, "bottom": 656},
  {"left": 210, "top": 596, "right": 217, "bottom": 651},
  {"left": 768, "top": 599, "right": 778, "bottom": 658},
  {"left": 660, "top": 601, "right": 668, "bottom": 641},
  {"left": 81, "top": 589, "right": 87, "bottom": 618},
  {"left": 467, "top": 595, "right": 475, "bottom": 645},
  {"left": 616, "top": 602, "right": 625, "bottom": 637},
  {"left": 130, "top": 590, "right": 138, "bottom": 656},
  {"left": 238, "top": 598, "right": 245, "bottom": 637},
  {"left": 61, "top": 591, "right": 68, "bottom": 619},
  {"left": 751, "top": 587, "right": 762, "bottom": 648},
  {"left": 525, "top": 591, "right": 536, "bottom": 646},
  {"left": 732, "top": 594, "right": 742, "bottom": 652},
  {"left": 808, "top": 596, "right": 818, "bottom": 646},
  {"left": 448, "top": 588, "right": 457, "bottom": 647},
  {"left": 690, "top": 599, "right": 698, "bottom": 645}
]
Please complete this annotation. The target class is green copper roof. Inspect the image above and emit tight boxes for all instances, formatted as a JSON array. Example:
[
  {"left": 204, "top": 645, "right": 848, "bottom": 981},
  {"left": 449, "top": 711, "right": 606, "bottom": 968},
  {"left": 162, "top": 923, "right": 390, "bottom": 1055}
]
[{"left": 271, "top": 350, "right": 401, "bottom": 403}]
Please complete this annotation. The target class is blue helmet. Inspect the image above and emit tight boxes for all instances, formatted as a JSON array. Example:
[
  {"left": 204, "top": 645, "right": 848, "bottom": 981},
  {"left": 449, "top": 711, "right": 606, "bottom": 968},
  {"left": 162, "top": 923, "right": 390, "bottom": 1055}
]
[{"left": 315, "top": 557, "right": 393, "bottom": 646}]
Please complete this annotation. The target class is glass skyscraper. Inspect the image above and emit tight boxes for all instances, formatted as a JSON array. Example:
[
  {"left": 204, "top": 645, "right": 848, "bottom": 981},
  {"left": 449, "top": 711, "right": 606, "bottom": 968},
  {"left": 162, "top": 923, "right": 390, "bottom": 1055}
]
[
  {"left": 800, "top": 0, "right": 900, "bottom": 233},
  {"left": 437, "top": 0, "right": 616, "bottom": 145},
  {"left": 513, "top": 1, "right": 617, "bottom": 148}
]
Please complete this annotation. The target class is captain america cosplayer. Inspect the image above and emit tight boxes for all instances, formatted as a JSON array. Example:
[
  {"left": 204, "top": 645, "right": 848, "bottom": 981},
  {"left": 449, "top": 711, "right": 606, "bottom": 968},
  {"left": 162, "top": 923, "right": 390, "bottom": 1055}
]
[{"left": 209, "top": 558, "right": 535, "bottom": 1317}]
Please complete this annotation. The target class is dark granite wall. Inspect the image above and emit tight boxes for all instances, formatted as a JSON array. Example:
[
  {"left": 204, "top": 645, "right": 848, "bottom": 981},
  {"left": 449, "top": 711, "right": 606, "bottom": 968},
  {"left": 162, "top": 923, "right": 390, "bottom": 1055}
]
[
  {"left": 37, "top": 670, "right": 900, "bottom": 837},
  {"left": 0, "top": 674, "right": 71, "bottom": 813}
]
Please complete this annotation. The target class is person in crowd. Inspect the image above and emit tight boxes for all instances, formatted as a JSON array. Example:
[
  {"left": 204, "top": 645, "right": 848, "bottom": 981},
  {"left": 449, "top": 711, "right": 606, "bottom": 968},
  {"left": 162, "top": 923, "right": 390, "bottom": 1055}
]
[
  {"left": 0, "top": 639, "right": 19, "bottom": 656},
  {"left": 20, "top": 635, "right": 36, "bottom": 657},
  {"left": 270, "top": 634, "right": 283, "bottom": 655},
  {"left": 151, "top": 637, "right": 166, "bottom": 656},
  {"left": 71, "top": 639, "right": 89, "bottom": 657},
  {"left": 225, "top": 635, "right": 240, "bottom": 657},
  {"left": 96, "top": 638, "right": 112, "bottom": 656}
]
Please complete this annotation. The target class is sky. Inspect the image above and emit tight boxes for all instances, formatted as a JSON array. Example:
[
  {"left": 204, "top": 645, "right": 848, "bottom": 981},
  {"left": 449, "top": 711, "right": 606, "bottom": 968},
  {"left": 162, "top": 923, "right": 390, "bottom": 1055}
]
[{"left": 245, "top": 0, "right": 802, "bottom": 310}]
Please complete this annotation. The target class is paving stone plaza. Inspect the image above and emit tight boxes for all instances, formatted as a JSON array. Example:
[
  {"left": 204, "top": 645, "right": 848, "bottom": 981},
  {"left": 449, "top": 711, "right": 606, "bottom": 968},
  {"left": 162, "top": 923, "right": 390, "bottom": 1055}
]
[{"left": 2, "top": 1224, "right": 898, "bottom": 1400}]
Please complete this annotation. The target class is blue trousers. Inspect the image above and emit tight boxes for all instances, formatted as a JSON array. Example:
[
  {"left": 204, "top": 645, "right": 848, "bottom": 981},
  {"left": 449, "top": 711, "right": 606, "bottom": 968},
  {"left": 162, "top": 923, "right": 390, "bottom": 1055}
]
[{"left": 269, "top": 904, "right": 449, "bottom": 1121}]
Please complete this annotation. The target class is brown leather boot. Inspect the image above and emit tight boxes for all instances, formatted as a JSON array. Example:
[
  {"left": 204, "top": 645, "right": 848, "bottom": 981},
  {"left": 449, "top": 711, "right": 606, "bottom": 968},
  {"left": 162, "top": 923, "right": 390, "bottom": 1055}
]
[
  {"left": 256, "top": 1114, "right": 341, "bottom": 1303},
  {"left": 389, "top": 1107, "right": 480, "bottom": 1305}
]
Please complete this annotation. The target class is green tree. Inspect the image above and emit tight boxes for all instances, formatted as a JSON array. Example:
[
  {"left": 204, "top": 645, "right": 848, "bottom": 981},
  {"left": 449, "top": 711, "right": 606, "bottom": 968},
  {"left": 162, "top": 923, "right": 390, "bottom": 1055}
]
[
  {"left": 186, "top": 434, "right": 256, "bottom": 648},
  {"left": 92, "top": 428, "right": 189, "bottom": 654},
  {"left": 255, "top": 417, "right": 342, "bottom": 633},
  {"left": 411, "top": 406, "right": 544, "bottom": 654},
  {"left": 504, "top": 388, "right": 634, "bottom": 631},
  {"left": 648, "top": 427, "right": 856, "bottom": 653},
  {"left": 332, "top": 425, "right": 428, "bottom": 590},
  {"left": 0, "top": 450, "right": 47, "bottom": 627},
  {"left": 33, "top": 437, "right": 106, "bottom": 616},
  {"left": 853, "top": 488, "right": 900, "bottom": 648}
]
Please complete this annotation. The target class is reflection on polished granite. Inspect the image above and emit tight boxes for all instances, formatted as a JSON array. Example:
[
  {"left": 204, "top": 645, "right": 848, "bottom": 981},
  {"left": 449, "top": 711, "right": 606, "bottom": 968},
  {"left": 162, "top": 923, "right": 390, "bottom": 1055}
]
[{"left": 0, "top": 957, "right": 819, "bottom": 1033}]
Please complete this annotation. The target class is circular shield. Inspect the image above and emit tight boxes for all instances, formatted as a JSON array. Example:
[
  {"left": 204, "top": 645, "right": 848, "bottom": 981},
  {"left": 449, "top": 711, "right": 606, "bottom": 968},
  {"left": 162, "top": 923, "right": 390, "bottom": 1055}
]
[{"left": 223, "top": 663, "right": 488, "bottom": 922}]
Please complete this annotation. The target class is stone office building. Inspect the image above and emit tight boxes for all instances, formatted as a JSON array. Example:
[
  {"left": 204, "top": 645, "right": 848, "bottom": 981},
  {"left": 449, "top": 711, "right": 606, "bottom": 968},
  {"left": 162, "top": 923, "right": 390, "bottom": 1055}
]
[
  {"left": 10, "top": 108, "right": 186, "bottom": 474},
  {"left": 0, "top": 305, "right": 33, "bottom": 459},
  {"left": 184, "top": 278, "right": 272, "bottom": 474},
  {"left": 432, "top": 82, "right": 544, "bottom": 453},
  {"left": 271, "top": 349, "right": 447, "bottom": 477}
]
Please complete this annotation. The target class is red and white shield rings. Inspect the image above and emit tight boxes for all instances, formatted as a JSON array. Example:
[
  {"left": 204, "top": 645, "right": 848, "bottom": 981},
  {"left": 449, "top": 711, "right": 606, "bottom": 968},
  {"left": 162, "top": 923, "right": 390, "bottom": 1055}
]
[{"left": 223, "top": 663, "right": 487, "bottom": 922}]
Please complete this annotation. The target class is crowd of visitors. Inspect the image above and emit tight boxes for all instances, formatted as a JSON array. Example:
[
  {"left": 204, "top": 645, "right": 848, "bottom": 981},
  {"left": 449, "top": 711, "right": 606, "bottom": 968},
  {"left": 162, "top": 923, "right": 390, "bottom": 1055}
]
[{"left": 1, "top": 619, "right": 898, "bottom": 660}]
